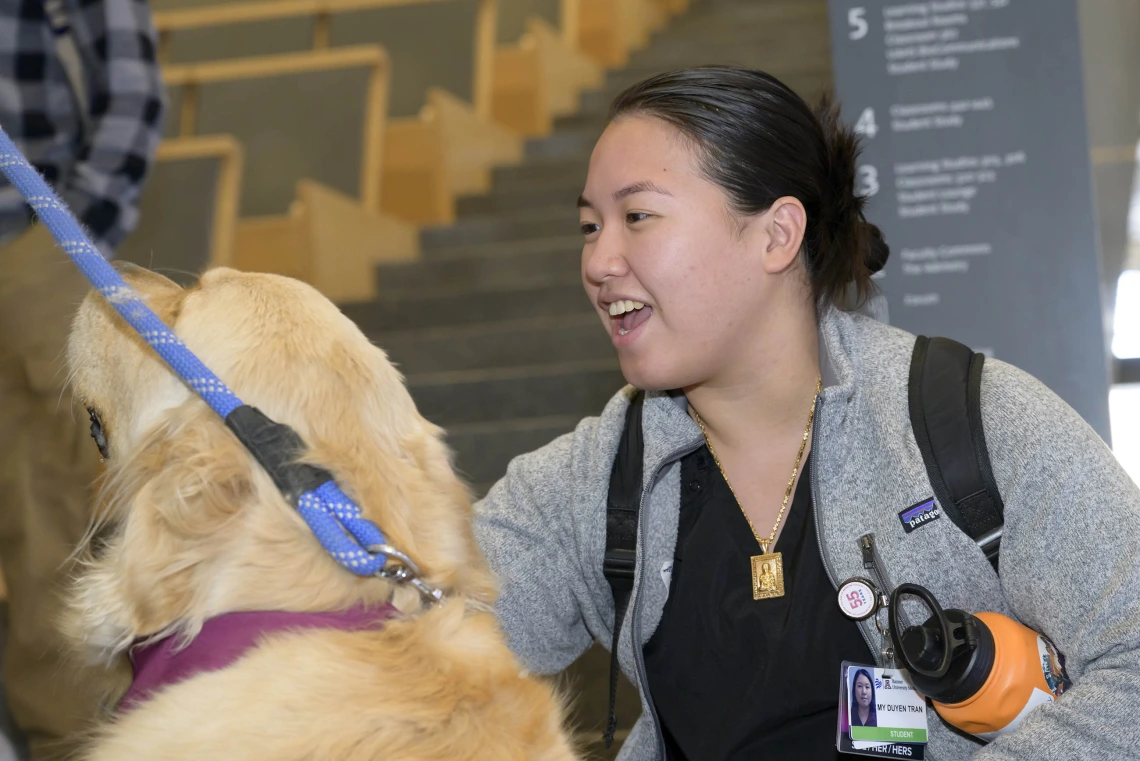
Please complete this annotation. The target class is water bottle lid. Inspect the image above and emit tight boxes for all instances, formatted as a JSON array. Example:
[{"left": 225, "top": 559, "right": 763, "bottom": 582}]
[{"left": 889, "top": 583, "right": 996, "bottom": 704}]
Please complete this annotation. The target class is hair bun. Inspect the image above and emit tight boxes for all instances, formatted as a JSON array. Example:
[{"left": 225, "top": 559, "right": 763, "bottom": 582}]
[
  {"left": 863, "top": 221, "right": 889, "bottom": 274},
  {"left": 813, "top": 94, "right": 891, "bottom": 305}
]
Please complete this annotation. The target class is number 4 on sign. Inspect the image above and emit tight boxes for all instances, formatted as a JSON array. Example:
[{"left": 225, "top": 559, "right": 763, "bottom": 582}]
[{"left": 854, "top": 107, "right": 877, "bottom": 139}]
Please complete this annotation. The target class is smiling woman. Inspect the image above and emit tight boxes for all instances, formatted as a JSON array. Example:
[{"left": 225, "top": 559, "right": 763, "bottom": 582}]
[
  {"left": 473, "top": 65, "right": 1140, "bottom": 761},
  {"left": 575, "top": 68, "right": 887, "bottom": 397}
]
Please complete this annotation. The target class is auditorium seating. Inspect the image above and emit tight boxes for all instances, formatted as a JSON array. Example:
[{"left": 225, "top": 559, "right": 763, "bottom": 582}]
[
  {"left": 117, "top": 135, "right": 244, "bottom": 283},
  {"left": 136, "top": 0, "right": 682, "bottom": 298}
]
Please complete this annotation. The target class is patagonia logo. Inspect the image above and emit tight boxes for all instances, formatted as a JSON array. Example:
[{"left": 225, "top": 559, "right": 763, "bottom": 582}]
[{"left": 899, "top": 497, "right": 941, "bottom": 534}]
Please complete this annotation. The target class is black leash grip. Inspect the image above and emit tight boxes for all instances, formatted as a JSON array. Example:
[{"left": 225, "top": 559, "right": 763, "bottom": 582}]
[{"left": 224, "top": 405, "right": 333, "bottom": 505}]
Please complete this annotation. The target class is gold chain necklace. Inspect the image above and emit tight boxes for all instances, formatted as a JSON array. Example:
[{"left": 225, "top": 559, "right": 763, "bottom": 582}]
[{"left": 691, "top": 375, "right": 822, "bottom": 600}]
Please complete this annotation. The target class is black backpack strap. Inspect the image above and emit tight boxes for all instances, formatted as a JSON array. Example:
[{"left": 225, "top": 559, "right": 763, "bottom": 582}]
[
  {"left": 602, "top": 390, "right": 645, "bottom": 749},
  {"left": 909, "top": 336, "right": 1004, "bottom": 570}
]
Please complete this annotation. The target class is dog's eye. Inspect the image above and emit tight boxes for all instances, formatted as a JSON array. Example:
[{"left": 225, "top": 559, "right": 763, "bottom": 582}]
[{"left": 87, "top": 407, "right": 110, "bottom": 460}]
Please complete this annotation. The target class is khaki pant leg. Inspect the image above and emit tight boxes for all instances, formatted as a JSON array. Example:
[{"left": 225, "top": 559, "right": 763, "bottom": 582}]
[{"left": 0, "top": 226, "right": 129, "bottom": 761}]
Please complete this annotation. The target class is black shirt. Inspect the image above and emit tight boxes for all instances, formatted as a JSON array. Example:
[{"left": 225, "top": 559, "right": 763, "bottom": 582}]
[{"left": 642, "top": 446, "right": 875, "bottom": 760}]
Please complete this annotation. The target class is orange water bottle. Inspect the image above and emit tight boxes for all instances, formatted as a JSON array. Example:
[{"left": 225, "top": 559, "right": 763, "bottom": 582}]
[{"left": 888, "top": 583, "right": 1070, "bottom": 741}]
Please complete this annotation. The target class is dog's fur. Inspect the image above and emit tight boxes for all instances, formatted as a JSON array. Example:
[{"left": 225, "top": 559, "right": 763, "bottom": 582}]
[{"left": 64, "top": 264, "right": 580, "bottom": 761}]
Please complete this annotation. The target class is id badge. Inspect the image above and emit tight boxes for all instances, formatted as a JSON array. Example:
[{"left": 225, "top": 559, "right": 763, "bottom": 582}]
[{"left": 836, "top": 661, "right": 928, "bottom": 759}]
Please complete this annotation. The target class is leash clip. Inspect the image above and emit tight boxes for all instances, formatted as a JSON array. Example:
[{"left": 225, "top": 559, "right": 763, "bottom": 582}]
[{"left": 370, "top": 544, "right": 445, "bottom": 604}]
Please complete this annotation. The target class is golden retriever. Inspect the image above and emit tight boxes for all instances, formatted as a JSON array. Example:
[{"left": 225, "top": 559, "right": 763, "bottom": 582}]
[{"left": 63, "top": 263, "right": 580, "bottom": 761}]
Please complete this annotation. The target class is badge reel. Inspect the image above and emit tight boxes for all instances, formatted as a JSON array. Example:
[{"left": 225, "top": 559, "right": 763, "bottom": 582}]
[{"left": 834, "top": 577, "right": 929, "bottom": 759}]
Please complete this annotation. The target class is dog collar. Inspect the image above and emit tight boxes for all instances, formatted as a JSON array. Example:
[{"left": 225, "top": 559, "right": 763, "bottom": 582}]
[{"left": 120, "top": 604, "right": 398, "bottom": 712}]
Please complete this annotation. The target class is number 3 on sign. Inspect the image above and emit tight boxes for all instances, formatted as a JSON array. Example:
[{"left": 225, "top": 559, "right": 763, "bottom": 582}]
[
  {"left": 856, "top": 165, "right": 879, "bottom": 197},
  {"left": 848, "top": 7, "right": 868, "bottom": 40}
]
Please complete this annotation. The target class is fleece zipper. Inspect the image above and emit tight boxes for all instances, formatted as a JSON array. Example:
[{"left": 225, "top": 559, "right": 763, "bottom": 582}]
[
  {"left": 810, "top": 395, "right": 882, "bottom": 662},
  {"left": 629, "top": 441, "right": 702, "bottom": 760}
]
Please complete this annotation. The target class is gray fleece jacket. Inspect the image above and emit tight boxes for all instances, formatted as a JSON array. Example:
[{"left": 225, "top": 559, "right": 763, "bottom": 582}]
[{"left": 472, "top": 305, "right": 1140, "bottom": 761}]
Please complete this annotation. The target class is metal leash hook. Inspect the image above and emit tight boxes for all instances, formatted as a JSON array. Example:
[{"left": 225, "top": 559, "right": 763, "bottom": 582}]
[{"left": 371, "top": 544, "right": 445, "bottom": 604}]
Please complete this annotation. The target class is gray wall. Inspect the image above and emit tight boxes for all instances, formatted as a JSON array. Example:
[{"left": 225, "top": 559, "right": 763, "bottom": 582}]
[
  {"left": 827, "top": 0, "right": 1114, "bottom": 441},
  {"left": 1078, "top": 0, "right": 1140, "bottom": 334}
]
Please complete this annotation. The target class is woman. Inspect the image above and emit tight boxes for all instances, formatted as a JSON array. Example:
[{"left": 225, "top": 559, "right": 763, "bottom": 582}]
[
  {"left": 472, "top": 66, "right": 1140, "bottom": 760},
  {"left": 850, "top": 669, "right": 877, "bottom": 729}
]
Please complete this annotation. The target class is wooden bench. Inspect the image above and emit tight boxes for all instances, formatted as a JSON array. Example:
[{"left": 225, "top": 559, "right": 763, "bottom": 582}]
[
  {"left": 496, "top": 0, "right": 560, "bottom": 43},
  {"left": 164, "top": 46, "right": 389, "bottom": 213},
  {"left": 565, "top": 0, "right": 686, "bottom": 68},
  {"left": 116, "top": 135, "right": 244, "bottom": 282},
  {"left": 163, "top": 46, "right": 419, "bottom": 301},
  {"left": 152, "top": 0, "right": 683, "bottom": 232},
  {"left": 493, "top": 15, "right": 602, "bottom": 136},
  {"left": 154, "top": 0, "right": 525, "bottom": 225}
]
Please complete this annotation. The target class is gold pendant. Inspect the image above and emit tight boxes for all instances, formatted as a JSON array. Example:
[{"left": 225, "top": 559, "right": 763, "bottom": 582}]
[{"left": 751, "top": 552, "right": 784, "bottom": 600}]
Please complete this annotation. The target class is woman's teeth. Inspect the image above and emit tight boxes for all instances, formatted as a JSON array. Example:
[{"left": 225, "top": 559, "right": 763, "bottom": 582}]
[
  {"left": 609, "top": 300, "right": 650, "bottom": 336},
  {"left": 608, "top": 299, "right": 645, "bottom": 316}
]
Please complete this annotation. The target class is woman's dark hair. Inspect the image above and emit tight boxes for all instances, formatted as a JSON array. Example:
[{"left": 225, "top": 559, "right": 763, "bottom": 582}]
[
  {"left": 850, "top": 668, "right": 878, "bottom": 727},
  {"left": 607, "top": 66, "right": 889, "bottom": 309}
]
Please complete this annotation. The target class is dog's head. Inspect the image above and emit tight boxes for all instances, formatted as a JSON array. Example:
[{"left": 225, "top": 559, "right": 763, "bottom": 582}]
[{"left": 66, "top": 264, "right": 496, "bottom": 661}]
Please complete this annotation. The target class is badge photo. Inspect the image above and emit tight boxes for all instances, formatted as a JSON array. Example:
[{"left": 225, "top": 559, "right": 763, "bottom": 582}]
[{"left": 836, "top": 662, "right": 928, "bottom": 759}]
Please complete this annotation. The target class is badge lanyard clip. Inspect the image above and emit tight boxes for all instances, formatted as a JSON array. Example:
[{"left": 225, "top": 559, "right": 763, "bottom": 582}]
[{"left": 836, "top": 576, "right": 896, "bottom": 665}]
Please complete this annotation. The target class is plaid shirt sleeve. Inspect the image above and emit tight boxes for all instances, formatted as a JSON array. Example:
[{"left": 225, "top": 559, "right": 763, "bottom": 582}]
[{"left": 62, "top": 0, "right": 166, "bottom": 254}]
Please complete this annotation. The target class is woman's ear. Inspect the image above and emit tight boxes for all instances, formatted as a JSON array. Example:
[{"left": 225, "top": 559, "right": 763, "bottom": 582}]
[{"left": 761, "top": 196, "right": 808, "bottom": 274}]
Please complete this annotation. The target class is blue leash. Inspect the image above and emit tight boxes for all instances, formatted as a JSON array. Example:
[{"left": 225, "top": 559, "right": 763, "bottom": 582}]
[{"left": 0, "top": 126, "right": 442, "bottom": 603}]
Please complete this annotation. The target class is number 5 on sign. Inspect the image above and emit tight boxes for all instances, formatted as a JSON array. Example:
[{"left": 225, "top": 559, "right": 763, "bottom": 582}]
[
  {"left": 853, "top": 107, "right": 877, "bottom": 139},
  {"left": 848, "top": 7, "right": 868, "bottom": 40}
]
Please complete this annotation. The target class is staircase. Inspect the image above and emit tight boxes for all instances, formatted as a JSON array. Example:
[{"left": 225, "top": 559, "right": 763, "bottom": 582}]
[{"left": 341, "top": 0, "right": 833, "bottom": 754}]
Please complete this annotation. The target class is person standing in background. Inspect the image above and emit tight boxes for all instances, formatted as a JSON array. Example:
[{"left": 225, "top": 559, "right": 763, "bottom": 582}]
[{"left": 0, "top": 1, "right": 165, "bottom": 758}]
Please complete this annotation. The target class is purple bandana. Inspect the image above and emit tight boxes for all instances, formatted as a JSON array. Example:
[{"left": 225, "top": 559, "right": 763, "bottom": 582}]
[{"left": 120, "top": 604, "right": 398, "bottom": 712}]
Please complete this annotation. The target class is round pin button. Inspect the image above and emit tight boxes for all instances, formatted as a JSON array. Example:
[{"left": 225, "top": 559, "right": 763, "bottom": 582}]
[{"left": 837, "top": 577, "right": 880, "bottom": 621}]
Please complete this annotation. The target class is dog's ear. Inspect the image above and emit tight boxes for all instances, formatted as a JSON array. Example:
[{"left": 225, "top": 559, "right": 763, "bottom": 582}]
[
  {"left": 83, "top": 402, "right": 258, "bottom": 640},
  {"left": 126, "top": 406, "right": 254, "bottom": 541}
]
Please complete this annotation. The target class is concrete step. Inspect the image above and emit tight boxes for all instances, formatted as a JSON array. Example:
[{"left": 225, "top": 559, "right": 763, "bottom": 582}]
[
  {"left": 374, "top": 313, "right": 609, "bottom": 375},
  {"left": 407, "top": 358, "right": 624, "bottom": 426},
  {"left": 488, "top": 155, "right": 590, "bottom": 192},
  {"left": 375, "top": 237, "right": 580, "bottom": 292},
  {"left": 639, "top": 5, "right": 829, "bottom": 36},
  {"left": 626, "top": 27, "right": 828, "bottom": 63},
  {"left": 455, "top": 181, "right": 583, "bottom": 216},
  {"left": 444, "top": 413, "right": 583, "bottom": 486},
  {"left": 599, "top": 59, "right": 832, "bottom": 98},
  {"left": 340, "top": 277, "right": 589, "bottom": 332},
  {"left": 414, "top": 233, "right": 581, "bottom": 262},
  {"left": 551, "top": 110, "right": 609, "bottom": 133},
  {"left": 524, "top": 127, "right": 603, "bottom": 161},
  {"left": 578, "top": 66, "right": 832, "bottom": 115},
  {"left": 619, "top": 37, "right": 832, "bottom": 78},
  {"left": 421, "top": 205, "right": 580, "bottom": 249}
]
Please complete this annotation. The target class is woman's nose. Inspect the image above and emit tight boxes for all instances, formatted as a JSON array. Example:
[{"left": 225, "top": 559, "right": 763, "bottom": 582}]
[{"left": 582, "top": 229, "right": 629, "bottom": 284}]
